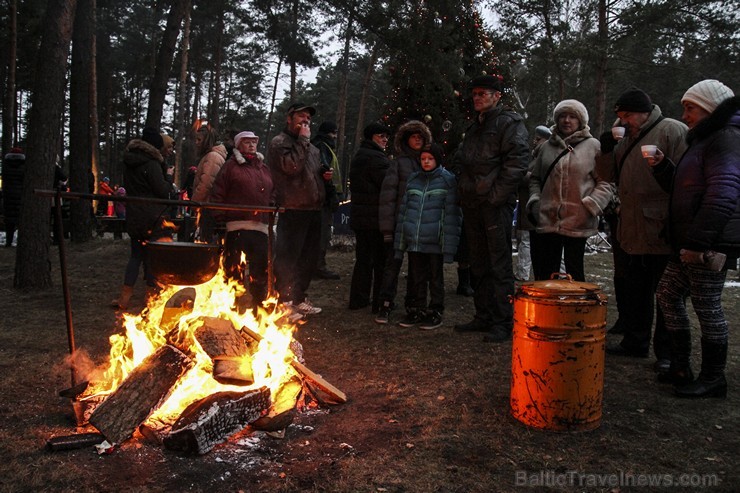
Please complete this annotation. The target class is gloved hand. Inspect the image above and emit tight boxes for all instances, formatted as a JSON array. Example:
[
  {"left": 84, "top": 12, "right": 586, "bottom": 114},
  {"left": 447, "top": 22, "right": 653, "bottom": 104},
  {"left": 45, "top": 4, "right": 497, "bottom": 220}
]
[
  {"left": 527, "top": 201, "right": 540, "bottom": 226},
  {"left": 679, "top": 248, "right": 705, "bottom": 265},
  {"left": 599, "top": 131, "right": 618, "bottom": 154}
]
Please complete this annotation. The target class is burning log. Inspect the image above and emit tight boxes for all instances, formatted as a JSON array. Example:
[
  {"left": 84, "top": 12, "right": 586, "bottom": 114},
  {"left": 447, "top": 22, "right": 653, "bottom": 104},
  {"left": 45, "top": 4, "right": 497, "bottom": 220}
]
[
  {"left": 251, "top": 375, "right": 303, "bottom": 431},
  {"left": 194, "top": 317, "right": 255, "bottom": 385},
  {"left": 160, "top": 287, "right": 196, "bottom": 332},
  {"left": 46, "top": 433, "right": 105, "bottom": 452},
  {"left": 163, "top": 386, "right": 271, "bottom": 455},
  {"left": 89, "top": 345, "right": 192, "bottom": 445},
  {"left": 239, "top": 326, "right": 347, "bottom": 404}
]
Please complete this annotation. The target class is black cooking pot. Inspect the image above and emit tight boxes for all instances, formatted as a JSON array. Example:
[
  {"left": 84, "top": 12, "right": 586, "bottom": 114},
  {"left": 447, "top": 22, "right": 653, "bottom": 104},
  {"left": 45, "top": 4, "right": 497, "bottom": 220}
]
[{"left": 147, "top": 241, "right": 220, "bottom": 286}]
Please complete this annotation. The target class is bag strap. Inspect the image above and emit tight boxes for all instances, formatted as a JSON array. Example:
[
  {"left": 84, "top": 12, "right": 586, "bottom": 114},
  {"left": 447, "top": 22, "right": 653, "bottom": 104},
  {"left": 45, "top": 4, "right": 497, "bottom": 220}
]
[
  {"left": 614, "top": 115, "right": 664, "bottom": 184},
  {"left": 540, "top": 139, "right": 585, "bottom": 191}
]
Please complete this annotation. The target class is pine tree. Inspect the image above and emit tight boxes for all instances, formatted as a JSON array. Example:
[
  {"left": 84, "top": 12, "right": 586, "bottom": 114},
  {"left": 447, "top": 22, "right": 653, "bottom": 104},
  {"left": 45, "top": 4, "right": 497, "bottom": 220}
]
[{"left": 380, "top": 0, "right": 499, "bottom": 152}]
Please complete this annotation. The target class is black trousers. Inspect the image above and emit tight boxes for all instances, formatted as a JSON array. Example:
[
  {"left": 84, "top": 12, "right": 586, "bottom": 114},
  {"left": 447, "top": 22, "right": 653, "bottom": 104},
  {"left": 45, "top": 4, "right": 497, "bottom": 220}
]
[
  {"left": 620, "top": 253, "right": 670, "bottom": 359},
  {"left": 349, "top": 228, "right": 387, "bottom": 310},
  {"left": 274, "top": 210, "right": 322, "bottom": 304},
  {"left": 406, "top": 252, "right": 445, "bottom": 313},
  {"left": 532, "top": 232, "right": 587, "bottom": 281},
  {"left": 223, "top": 229, "right": 269, "bottom": 307},
  {"left": 463, "top": 203, "right": 515, "bottom": 329},
  {"left": 377, "top": 242, "right": 408, "bottom": 309}
]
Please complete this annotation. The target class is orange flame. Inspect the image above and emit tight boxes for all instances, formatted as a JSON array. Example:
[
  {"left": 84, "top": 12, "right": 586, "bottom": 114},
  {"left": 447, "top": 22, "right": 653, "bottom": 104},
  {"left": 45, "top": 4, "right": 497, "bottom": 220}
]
[{"left": 81, "top": 265, "right": 300, "bottom": 426}]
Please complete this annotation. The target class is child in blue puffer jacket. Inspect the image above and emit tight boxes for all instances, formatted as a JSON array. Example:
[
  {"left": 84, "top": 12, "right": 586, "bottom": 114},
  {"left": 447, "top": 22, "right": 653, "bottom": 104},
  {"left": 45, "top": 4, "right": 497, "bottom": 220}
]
[{"left": 394, "top": 143, "right": 462, "bottom": 329}]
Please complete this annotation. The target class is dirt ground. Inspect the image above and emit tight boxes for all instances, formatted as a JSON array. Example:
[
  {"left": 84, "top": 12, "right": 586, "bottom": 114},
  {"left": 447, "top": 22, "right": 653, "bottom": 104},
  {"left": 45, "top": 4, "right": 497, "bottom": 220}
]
[{"left": 0, "top": 234, "right": 737, "bottom": 493}]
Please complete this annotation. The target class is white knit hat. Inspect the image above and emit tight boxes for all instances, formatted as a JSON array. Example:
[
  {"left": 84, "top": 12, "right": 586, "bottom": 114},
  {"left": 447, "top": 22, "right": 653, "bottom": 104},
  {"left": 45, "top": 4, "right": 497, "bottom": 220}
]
[
  {"left": 553, "top": 99, "right": 589, "bottom": 129},
  {"left": 681, "top": 80, "right": 734, "bottom": 114},
  {"left": 234, "top": 131, "right": 259, "bottom": 147}
]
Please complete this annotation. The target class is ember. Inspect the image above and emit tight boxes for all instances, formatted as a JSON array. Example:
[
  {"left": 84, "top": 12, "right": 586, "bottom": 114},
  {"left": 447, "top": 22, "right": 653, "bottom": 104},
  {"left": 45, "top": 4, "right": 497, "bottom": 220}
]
[{"left": 68, "top": 265, "right": 346, "bottom": 454}]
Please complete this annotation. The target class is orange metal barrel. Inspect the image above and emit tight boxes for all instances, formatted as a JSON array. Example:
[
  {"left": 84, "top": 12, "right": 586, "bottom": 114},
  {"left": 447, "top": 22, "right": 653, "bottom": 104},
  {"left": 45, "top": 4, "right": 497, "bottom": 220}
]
[{"left": 510, "top": 275, "right": 607, "bottom": 431}]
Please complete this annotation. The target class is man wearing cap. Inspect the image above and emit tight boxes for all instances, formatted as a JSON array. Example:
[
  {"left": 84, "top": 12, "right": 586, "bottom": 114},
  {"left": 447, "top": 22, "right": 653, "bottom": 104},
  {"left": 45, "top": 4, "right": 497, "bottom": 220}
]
[
  {"left": 452, "top": 75, "right": 529, "bottom": 342},
  {"left": 267, "top": 103, "right": 326, "bottom": 317},
  {"left": 605, "top": 87, "right": 688, "bottom": 374},
  {"left": 211, "top": 131, "right": 274, "bottom": 312}
]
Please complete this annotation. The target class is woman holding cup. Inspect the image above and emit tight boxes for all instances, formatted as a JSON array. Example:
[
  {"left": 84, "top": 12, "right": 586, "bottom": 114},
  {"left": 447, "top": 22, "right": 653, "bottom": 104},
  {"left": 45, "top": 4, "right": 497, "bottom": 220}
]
[{"left": 650, "top": 80, "right": 739, "bottom": 398}]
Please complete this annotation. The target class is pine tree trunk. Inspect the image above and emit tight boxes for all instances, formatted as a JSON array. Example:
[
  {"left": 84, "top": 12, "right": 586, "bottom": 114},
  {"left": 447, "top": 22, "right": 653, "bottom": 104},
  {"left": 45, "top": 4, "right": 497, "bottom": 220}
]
[
  {"left": 593, "top": 0, "right": 609, "bottom": 136},
  {"left": 69, "top": 0, "right": 96, "bottom": 242},
  {"left": 174, "top": 0, "right": 191, "bottom": 185},
  {"left": 15, "top": 0, "right": 78, "bottom": 290},
  {"left": 352, "top": 44, "right": 379, "bottom": 164},
  {"left": 145, "top": 0, "right": 188, "bottom": 129},
  {"left": 335, "top": 13, "right": 353, "bottom": 184},
  {"left": 2, "top": 0, "right": 17, "bottom": 155}
]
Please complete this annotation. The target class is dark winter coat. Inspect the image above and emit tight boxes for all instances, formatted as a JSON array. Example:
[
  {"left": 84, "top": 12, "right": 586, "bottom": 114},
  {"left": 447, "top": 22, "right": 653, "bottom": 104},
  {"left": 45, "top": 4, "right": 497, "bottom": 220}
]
[
  {"left": 349, "top": 139, "right": 391, "bottom": 231},
  {"left": 123, "top": 139, "right": 172, "bottom": 240},
  {"left": 394, "top": 166, "right": 462, "bottom": 262},
  {"left": 210, "top": 149, "right": 274, "bottom": 226},
  {"left": 267, "top": 128, "right": 325, "bottom": 210},
  {"left": 1, "top": 151, "right": 25, "bottom": 221},
  {"left": 311, "top": 132, "right": 341, "bottom": 210},
  {"left": 652, "top": 96, "right": 740, "bottom": 257},
  {"left": 378, "top": 120, "right": 432, "bottom": 236},
  {"left": 453, "top": 105, "right": 530, "bottom": 208}
]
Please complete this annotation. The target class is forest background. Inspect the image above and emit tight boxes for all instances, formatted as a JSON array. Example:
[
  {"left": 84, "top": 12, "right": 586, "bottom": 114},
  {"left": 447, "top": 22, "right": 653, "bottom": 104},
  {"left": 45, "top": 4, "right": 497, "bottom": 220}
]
[{"left": 0, "top": 0, "right": 739, "bottom": 290}]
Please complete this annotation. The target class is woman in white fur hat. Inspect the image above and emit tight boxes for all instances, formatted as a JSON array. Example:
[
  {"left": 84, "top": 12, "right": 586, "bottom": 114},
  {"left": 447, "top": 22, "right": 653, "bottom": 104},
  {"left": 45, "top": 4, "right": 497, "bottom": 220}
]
[
  {"left": 649, "top": 80, "right": 739, "bottom": 398},
  {"left": 526, "top": 99, "right": 614, "bottom": 281}
]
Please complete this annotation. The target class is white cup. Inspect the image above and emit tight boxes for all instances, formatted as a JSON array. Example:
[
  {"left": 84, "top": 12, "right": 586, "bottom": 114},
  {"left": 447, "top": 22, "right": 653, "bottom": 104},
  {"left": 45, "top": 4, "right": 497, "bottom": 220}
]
[
  {"left": 641, "top": 145, "right": 658, "bottom": 158},
  {"left": 611, "top": 127, "right": 626, "bottom": 140}
]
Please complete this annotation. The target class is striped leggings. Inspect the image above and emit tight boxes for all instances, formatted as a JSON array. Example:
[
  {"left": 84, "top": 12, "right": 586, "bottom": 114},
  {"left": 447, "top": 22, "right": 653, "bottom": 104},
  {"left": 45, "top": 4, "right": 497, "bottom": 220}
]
[{"left": 656, "top": 260, "right": 728, "bottom": 343}]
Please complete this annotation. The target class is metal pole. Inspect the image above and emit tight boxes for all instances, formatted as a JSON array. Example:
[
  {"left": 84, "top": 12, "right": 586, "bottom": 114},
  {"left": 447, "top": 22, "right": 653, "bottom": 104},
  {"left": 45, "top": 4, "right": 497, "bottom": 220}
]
[{"left": 55, "top": 191, "right": 78, "bottom": 387}]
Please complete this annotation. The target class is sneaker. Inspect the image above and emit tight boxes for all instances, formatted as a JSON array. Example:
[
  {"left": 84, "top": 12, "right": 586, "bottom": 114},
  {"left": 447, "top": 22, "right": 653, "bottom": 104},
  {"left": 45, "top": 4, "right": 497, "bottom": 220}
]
[
  {"left": 295, "top": 299, "right": 322, "bottom": 315},
  {"left": 374, "top": 302, "right": 391, "bottom": 324},
  {"left": 282, "top": 302, "right": 305, "bottom": 322},
  {"left": 419, "top": 311, "right": 442, "bottom": 330},
  {"left": 398, "top": 310, "right": 423, "bottom": 328}
]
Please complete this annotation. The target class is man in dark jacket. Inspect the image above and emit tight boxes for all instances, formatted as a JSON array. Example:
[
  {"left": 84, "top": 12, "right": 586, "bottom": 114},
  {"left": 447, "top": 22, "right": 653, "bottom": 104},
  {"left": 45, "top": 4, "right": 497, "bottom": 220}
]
[
  {"left": 111, "top": 127, "right": 173, "bottom": 310},
  {"left": 268, "top": 102, "right": 326, "bottom": 318},
  {"left": 2, "top": 147, "right": 25, "bottom": 247},
  {"left": 348, "top": 122, "right": 392, "bottom": 312},
  {"left": 311, "top": 121, "right": 341, "bottom": 280},
  {"left": 452, "top": 75, "right": 530, "bottom": 342}
]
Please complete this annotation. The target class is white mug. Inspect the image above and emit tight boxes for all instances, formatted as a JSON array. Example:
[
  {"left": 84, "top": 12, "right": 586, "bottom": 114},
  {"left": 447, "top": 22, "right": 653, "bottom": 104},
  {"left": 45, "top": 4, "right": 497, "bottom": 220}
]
[
  {"left": 641, "top": 145, "right": 658, "bottom": 158},
  {"left": 611, "top": 127, "right": 626, "bottom": 140}
]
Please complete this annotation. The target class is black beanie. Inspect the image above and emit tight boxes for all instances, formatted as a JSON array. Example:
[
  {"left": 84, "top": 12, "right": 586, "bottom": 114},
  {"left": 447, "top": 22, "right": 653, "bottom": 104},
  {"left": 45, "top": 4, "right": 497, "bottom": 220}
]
[
  {"left": 142, "top": 126, "right": 164, "bottom": 149},
  {"left": 421, "top": 143, "right": 444, "bottom": 167},
  {"left": 363, "top": 122, "right": 392, "bottom": 140},
  {"left": 614, "top": 88, "right": 653, "bottom": 113},
  {"left": 318, "top": 121, "right": 338, "bottom": 134}
]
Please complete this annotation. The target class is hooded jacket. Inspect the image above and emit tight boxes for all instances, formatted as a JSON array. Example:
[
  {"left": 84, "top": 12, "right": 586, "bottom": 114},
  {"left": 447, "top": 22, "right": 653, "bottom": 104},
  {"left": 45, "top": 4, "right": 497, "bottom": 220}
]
[
  {"left": 378, "top": 120, "right": 432, "bottom": 236},
  {"left": 394, "top": 165, "right": 462, "bottom": 262},
  {"left": 652, "top": 96, "right": 740, "bottom": 257},
  {"left": 453, "top": 104, "right": 529, "bottom": 208},
  {"left": 611, "top": 105, "right": 687, "bottom": 254},
  {"left": 527, "top": 127, "right": 614, "bottom": 238},
  {"left": 123, "top": 139, "right": 172, "bottom": 239},
  {"left": 267, "top": 128, "right": 325, "bottom": 210},
  {"left": 191, "top": 144, "right": 228, "bottom": 202},
  {"left": 349, "top": 139, "right": 391, "bottom": 231}
]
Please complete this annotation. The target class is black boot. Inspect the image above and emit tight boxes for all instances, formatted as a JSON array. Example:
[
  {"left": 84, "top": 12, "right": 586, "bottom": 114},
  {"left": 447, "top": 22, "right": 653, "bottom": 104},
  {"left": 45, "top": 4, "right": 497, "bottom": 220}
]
[
  {"left": 456, "top": 267, "right": 474, "bottom": 296},
  {"left": 657, "top": 329, "right": 694, "bottom": 385},
  {"left": 675, "top": 338, "right": 727, "bottom": 399}
]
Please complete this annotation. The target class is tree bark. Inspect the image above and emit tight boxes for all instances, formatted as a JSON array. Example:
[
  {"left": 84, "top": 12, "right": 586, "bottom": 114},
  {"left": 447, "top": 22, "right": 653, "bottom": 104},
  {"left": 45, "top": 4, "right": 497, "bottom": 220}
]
[
  {"left": 69, "top": 0, "right": 96, "bottom": 242},
  {"left": 2, "top": 0, "right": 17, "bottom": 155},
  {"left": 14, "top": 0, "right": 78, "bottom": 290},
  {"left": 174, "top": 0, "right": 192, "bottom": 184},
  {"left": 145, "top": 0, "right": 188, "bottom": 129},
  {"left": 593, "top": 0, "right": 609, "bottom": 136},
  {"left": 335, "top": 13, "right": 354, "bottom": 184}
]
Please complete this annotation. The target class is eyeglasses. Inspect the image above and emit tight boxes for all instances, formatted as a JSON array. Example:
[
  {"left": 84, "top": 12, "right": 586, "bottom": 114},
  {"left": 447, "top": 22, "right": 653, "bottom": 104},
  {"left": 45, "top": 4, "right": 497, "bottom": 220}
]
[{"left": 472, "top": 91, "right": 493, "bottom": 98}]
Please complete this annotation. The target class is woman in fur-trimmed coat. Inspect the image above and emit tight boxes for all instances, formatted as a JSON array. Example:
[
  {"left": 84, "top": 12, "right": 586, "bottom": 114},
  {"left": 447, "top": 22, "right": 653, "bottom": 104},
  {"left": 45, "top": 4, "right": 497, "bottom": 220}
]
[{"left": 527, "top": 99, "right": 613, "bottom": 281}]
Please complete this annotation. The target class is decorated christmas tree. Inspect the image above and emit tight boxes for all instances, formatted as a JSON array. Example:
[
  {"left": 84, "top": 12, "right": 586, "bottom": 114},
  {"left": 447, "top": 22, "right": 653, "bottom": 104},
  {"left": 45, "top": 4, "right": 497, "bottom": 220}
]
[{"left": 380, "top": 0, "right": 500, "bottom": 153}]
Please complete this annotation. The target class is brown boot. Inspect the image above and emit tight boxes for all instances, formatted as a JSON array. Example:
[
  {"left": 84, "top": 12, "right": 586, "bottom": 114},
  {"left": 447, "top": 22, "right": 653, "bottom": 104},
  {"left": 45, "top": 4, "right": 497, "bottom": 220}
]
[{"left": 111, "top": 285, "right": 134, "bottom": 310}]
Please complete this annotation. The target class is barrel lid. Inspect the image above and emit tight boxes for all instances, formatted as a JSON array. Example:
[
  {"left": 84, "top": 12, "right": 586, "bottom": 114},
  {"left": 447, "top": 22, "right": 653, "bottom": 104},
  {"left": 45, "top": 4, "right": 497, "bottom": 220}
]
[{"left": 519, "top": 275, "right": 602, "bottom": 297}]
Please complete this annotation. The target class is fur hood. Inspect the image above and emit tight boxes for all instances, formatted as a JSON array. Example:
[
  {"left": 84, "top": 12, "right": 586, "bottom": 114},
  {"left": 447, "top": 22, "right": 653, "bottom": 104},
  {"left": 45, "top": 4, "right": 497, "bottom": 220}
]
[
  {"left": 687, "top": 96, "right": 740, "bottom": 144},
  {"left": 393, "top": 120, "right": 432, "bottom": 157},
  {"left": 125, "top": 139, "right": 164, "bottom": 163}
]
